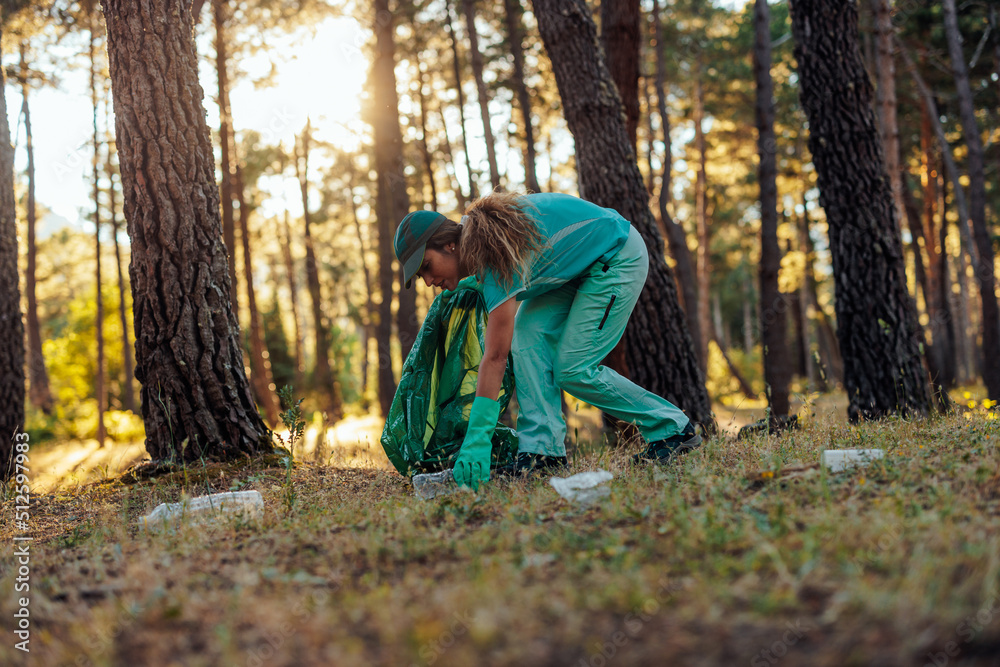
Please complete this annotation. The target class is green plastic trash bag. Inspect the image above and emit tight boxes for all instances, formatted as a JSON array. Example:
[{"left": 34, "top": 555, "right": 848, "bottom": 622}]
[{"left": 380, "top": 276, "right": 517, "bottom": 477}]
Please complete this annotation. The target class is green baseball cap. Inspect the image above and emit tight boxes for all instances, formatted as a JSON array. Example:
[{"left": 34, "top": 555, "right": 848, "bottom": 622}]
[{"left": 395, "top": 210, "right": 448, "bottom": 288}]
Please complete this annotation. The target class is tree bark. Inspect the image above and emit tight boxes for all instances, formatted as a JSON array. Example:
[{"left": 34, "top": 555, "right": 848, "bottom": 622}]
[
  {"left": 754, "top": 0, "right": 790, "bottom": 418},
  {"left": 0, "top": 24, "right": 25, "bottom": 478},
  {"left": 372, "top": 0, "right": 416, "bottom": 415},
  {"left": 600, "top": 0, "right": 641, "bottom": 151},
  {"left": 213, "top": 0, "right": 238, "bottom": 313},
  {"left": 295, "top": 123, "right": 340, "bottom": 419},
  {"left": 463, "top": 0, "right": 501, "bottom": 190},
  {"left": 531, "top": 0, "right": 712, "bottom": 430},
  {"left": 19, "top": 45, "right": 52, "bottom": 414},
  {"left": 503, "top": 0, "right": 540, "bottom": 192},
  {"left": 102, "top": 0, "right": 271, "bottom": 461},
  {"left": 789, "top": 0, "right": 929, "bottom": 421},
  {"left": 91, "top": 25, "right": 107, "bottom": 447},
  {"left": 942, "top": 0, "right": 1000, "bottom": 400}
]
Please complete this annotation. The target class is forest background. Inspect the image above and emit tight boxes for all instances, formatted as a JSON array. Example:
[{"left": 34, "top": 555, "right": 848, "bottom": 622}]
[{"left": 2, "top": 0, "right": 999, "bottom": 471}]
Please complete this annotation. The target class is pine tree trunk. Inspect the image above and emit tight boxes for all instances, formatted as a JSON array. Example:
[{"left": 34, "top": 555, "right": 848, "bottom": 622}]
[
  {"left": 280, "top": 210, "right": 305, "bottom": 393},
  {"left": 19, "top": 46, "right": 52, "bottom": 414},
  {"left": 372, "top": 0, "right": 412, "bottom": 416},
  {"left": 213, "top": 0, "right": 238, "bottom": 313},
  {"left": 463, "top": 0, "right": 501, "bottom": 190},
  {"left": 348, "top": 182, "right": 375, "bottom": 407},
  {"left": 650, "top": 0, "right": 700, "bottom": 357},
  {"left": 789, "top": 0, "right": 929, "bottom": 421},
  {"left": 445, "top": 0, "right": 476, "bottom": 199},
  {"left": 693, "top": 60, "right": 710, "bottom": 375},
  {"left": 754, "top": 0, "right": 790, "bottom": 418},
  {"left": 102, "top": 0, "right": 271, "bottom": 461},
  {"left": 107, "top": 129, "right": 136, "bottom": 413},
  {"left": 531, "top": 0, "right": 712, "bottom": 430},
  {"left": 295, "top": 125, "right": 339, "bottom": 419},
  {"left": 91, "top": 26, "right": 107, "bottom": 447},
  {"left": 870, "top": 0, "right": 903, "bottom": 223},
  {"left": 0, "top": 24, "right": 25, "bottom": 478},
  {"left": 503, "top": 0, "right": 539, "bottom": 193},
  {"left": 414, "top": 60, "right": 439, "bottom": 209},
  {"left": 435, "top": 95, "right": 467, "bottom": 208},
  {"left": 600, "top": 0, "right": 640, "bottom": 151},
  {"left": 942, "top": 0, "right": 1000, "bottom": 399},
  {"left": 234, "top": 158, "right": 280, "bottom": 425}
]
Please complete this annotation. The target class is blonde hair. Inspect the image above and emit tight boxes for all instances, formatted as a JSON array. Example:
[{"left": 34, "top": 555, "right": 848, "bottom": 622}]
[{"left": 460, "top": 191, "right": 545, "bottom": 291}]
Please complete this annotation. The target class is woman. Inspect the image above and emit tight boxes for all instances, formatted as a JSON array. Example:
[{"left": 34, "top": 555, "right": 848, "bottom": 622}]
[{"left": 394, "top": 191, "right": 699, "bottom": 490}]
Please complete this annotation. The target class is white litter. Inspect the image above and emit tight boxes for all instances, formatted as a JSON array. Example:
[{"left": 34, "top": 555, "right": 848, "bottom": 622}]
[
  {"left": 412, "top": 469, "right": 457, "bottom": 500},
  {"left": 138, "top": 490, "right": 264, "bottom": 530},
  {"left": 549, "top": 470, "right": 614, "bottom": 505},
  {"left": 821, "top": 449, "right": 885, "bottom": 473}
]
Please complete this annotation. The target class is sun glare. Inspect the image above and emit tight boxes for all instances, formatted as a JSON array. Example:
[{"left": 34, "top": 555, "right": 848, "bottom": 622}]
[{"left": 230, "top": 17, "right": 368, "bottom": 152}]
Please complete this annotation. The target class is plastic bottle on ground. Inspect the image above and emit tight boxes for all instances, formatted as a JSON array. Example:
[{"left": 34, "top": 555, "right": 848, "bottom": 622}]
[
  {"left": 138, "top": 490, "right": 264, "bottom": 530},
  {"left": 549, "top": 470, "right": 614, "bottom": 505},
  {"left": 412, "top": 469, "right": 457, "bottom": 500}
]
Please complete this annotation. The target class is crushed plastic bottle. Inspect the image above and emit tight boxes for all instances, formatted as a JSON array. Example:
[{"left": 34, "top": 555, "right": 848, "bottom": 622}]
[
  {"left": 549, "top": 470, "right": 614, "bottom": 505},
  {"left": 138, "top": 490, "right": 264, "bottom": 530},
  {"left": 821, "top": 449, "right": 884, "bottom": 473},
  {"left": 413, "top": 469, "right": 457, "bottom": 500}
]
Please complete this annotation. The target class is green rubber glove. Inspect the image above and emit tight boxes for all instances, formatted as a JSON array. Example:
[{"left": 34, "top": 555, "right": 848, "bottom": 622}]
[{"left": 454, "top": 396, "right": 501, "bottom": 490}]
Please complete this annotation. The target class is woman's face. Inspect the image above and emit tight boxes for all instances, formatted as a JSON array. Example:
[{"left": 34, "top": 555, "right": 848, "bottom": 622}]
[{"left": 417, "top": 246, "right": 461, "bottom": 291}]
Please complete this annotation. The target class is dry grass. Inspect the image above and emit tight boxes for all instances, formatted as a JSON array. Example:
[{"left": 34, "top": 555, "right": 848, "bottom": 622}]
[{"left": 3, "top": 407, "right": 1000, "bottom": 666}]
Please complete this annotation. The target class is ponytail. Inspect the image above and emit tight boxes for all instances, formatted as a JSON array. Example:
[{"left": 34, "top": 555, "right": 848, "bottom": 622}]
[{"left": 460, "top": 191, "right": 545, "bottom": 291}]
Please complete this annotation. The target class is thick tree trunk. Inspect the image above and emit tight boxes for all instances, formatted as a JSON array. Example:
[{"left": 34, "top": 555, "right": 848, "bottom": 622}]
[
  {"left": 754, "top": 0, "right": 791, "bottom": 418},
  {"left": 789, "top": 0, "right": 929, "bottom": 421},
  {"left": 445, "top": 0, "right": 476, "bottom": 199},
  {"left": 462, "top": 0, "right": 501, "bottom": 190},
  {"left": 600, "top": 0, "right": 640, "bottom": 151},
  {"left": 102, "top": 0, "right": 271, "bottom": 461},
  {"left": 693, "top": 61, "right": 710, "bottom": 376},
  {"left": 0, "top": 26, "right": 25, "bottom": 478},
  {"left": 503, "top": 0, "right": 540, "bottom": 193},
  {"left": 295, "top": 124, "right": 340, "bottom": 419},
  {"left": 372, "top": 0, "right": 416, "bottom": 415},
  {"left": 19, "top": 47, "right": 52, "bottom": 414},
  {"left": 234, "top": 158, "right": 280, "bottom": 425},
  {"left": 213, "top": 0, "right": 238, "bottom": 313},
  {"left": 91, "top": 27, "right": 107, "bottom": 447},
  {"left": 531, "top": 0, "right": 712, "bottom": 430},
  {"left": 280, "top": 210, "right": 305, "bottom": 393},
  {"left": 942, "top": 0, "right": 1000, "bottom": 400}
]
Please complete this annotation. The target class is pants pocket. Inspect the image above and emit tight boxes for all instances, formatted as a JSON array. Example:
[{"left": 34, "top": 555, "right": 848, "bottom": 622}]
[{"left": 597, "top": 295, "right": 617, "bottom": 330}]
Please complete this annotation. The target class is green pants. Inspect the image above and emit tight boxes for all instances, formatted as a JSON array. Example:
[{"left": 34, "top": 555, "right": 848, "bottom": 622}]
[{"left": 511, "top": 226, "right": 690, "bottom": 456}]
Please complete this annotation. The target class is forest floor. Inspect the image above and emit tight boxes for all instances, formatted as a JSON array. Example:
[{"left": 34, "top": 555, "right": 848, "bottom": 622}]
[{"left": 3, "top": 398, "right": 1000, "bottom": 666}]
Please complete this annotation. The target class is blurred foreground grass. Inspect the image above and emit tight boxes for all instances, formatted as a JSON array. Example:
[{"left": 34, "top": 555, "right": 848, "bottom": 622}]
[{"left": 2, "top": 406, "right": 1000, "bottom": 666}]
